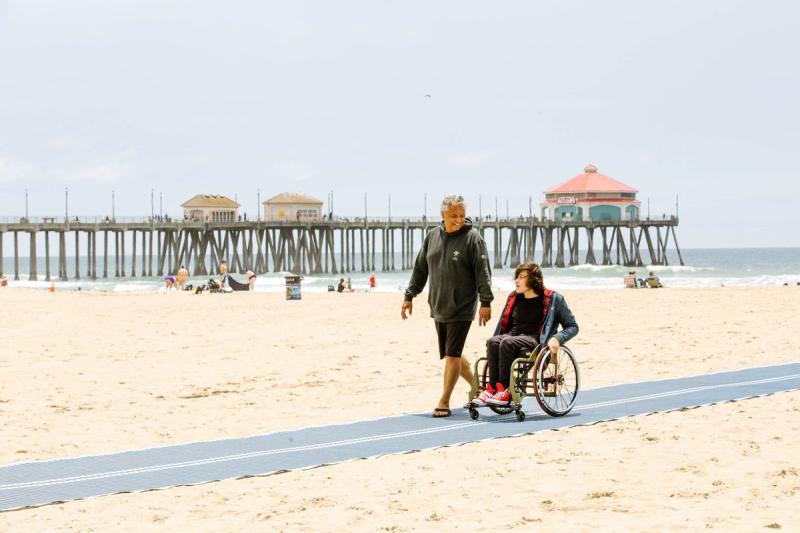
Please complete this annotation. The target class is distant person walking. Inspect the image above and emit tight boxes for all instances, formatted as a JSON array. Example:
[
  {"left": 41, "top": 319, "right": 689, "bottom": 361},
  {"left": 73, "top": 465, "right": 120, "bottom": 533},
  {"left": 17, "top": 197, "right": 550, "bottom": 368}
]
[
  {"left": 369, "top": 273, "right": 376, "bottom": 292},
  {"left": 401, "top": 194, "right": 493, "bottom": 417}
]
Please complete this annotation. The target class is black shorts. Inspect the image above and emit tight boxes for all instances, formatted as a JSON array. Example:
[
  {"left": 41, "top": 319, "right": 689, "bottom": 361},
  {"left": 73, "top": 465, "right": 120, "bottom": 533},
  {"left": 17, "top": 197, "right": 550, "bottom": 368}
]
[{"left": 434, "top": 321, "right": 472, "bottom": 359}]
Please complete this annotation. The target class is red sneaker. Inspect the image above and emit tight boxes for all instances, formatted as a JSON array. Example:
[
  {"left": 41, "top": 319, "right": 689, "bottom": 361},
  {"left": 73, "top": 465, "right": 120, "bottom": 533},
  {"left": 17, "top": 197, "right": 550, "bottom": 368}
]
[
  {"left": 487, "top": 387, "right": 511, "bottom": 406},
  {"left": 472, "top": 384, "right": 495, "bottom": 406}
]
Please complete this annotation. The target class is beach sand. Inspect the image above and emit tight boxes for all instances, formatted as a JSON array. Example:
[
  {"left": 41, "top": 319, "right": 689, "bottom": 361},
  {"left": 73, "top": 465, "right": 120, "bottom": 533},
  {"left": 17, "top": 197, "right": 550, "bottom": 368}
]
[{"left": 1, "top": 286, "right": 799, "bottom": 529}]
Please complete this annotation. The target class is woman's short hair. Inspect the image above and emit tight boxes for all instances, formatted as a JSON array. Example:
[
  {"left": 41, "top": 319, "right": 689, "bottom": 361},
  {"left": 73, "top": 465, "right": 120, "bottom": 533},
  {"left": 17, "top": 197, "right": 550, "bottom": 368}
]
[
  {"left": 440, "top": 195, "right": 466, "bottom": 215},
  {"left": 514, "top": 262, "right": 544, "bottom": 294}
]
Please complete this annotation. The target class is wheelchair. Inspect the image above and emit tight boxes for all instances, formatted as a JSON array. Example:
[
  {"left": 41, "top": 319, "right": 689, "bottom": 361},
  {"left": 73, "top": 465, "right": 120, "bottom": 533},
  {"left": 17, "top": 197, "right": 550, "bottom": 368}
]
[{"left": 467, "top": 344, "right": 580, "bottom": 422}]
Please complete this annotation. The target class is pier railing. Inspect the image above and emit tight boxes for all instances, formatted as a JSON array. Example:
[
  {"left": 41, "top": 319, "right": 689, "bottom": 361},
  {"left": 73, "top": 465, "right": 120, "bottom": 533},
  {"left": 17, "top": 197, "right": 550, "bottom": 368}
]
[{"left": 0, "top": 215, "right": 682, "bottom": 280}]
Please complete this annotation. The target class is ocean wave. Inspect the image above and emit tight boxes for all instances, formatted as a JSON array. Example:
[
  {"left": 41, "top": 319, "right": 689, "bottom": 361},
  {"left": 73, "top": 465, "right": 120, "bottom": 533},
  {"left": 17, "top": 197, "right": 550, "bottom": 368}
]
[
  {"left": 566, "top": 264, "right": 625, "bottom": 273},
  {"left": 645, "top": 265, "right": 716, "bottom": 273}
]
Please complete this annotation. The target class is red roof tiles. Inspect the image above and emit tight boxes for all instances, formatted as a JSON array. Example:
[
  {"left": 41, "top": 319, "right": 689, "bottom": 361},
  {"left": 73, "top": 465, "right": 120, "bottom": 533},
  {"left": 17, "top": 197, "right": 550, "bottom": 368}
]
[{"left": 545, "top": 165, "right": 637, "bottom": 194}]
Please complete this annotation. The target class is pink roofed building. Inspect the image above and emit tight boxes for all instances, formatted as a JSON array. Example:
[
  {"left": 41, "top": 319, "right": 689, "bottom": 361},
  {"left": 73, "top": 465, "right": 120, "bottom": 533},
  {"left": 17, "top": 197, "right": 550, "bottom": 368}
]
[{"left": 540, "top": 164, "right": 641, "bottom": 222}]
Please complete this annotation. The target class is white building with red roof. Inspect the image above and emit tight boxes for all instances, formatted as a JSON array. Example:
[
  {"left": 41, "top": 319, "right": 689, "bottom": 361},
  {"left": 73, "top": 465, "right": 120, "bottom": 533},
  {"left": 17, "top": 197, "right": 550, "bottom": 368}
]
[{"left": 540, "top": 164, "right": 641, "bottom": 222}]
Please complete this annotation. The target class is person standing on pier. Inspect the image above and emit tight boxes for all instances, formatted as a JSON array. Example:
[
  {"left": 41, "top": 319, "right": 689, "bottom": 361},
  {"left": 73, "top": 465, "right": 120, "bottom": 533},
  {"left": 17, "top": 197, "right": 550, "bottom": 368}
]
[{"left": 401, "top": 194, "right": 493, "bottom": 417}]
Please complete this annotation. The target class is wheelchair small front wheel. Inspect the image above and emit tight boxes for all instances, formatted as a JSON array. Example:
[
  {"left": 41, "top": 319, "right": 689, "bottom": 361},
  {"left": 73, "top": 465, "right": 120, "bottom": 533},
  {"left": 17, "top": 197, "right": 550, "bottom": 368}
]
[
  {"left": 515, "top": 410, "right": 526, "bottom": 422},
  {"left": 469, "top": 408, "right": 479, "bottom": 420},
  {"left": 533, "top": 346, "right": 580, "bottom": 417}
]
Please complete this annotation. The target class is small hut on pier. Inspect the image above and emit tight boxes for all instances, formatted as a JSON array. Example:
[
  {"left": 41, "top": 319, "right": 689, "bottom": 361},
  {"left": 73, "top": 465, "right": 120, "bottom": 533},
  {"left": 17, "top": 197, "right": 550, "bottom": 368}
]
[
  {"left": 540, "top": 164, "right": 641, "bottom": 222},
  {"left": 181, "top": 195, "right": 240, "bottom": 222},
  {"left": 263, "top": 193, "right": 323, "bottom": 222}
]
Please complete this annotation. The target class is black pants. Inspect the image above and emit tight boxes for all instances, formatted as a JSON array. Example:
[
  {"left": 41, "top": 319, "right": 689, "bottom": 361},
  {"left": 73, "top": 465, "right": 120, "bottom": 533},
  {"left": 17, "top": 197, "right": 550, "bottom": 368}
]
[{"left": 486, "top": 334, "right": 538, "bottom": 388}]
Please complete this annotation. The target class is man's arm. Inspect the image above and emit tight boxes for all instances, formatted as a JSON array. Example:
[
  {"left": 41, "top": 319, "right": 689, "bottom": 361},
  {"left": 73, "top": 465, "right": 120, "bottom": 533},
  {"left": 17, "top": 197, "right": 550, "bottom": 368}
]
[
  {"left": 472, "top": 235, "right": 493, "bottom": 306},
  {"left": 403, "top": 232, "right": 430, "bottom": 299},
  {"left": 401, "top": 234, "right": 430, "bottom": 320},
  {"left": 472, "top": 234, "right": 493, "bottom": 326}
]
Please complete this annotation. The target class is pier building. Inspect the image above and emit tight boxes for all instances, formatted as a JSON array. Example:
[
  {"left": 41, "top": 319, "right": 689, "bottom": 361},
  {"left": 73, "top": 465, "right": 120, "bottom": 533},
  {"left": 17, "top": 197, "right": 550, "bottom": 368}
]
[
  {"left": 181, "top": 195, "right": 239, "bottom": 223},
  {"left": 541, "top": 164, "right": 640, "bottom": 222},
  {"left": 263, "top": 193, "right": 323, "bottom": 222}
]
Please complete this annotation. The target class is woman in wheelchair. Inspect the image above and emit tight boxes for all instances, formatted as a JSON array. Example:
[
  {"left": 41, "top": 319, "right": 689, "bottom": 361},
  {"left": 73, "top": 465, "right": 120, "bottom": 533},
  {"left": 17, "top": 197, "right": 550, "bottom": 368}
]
[{"left": 473, "top": 262, "right": 579, "bottom": 406}]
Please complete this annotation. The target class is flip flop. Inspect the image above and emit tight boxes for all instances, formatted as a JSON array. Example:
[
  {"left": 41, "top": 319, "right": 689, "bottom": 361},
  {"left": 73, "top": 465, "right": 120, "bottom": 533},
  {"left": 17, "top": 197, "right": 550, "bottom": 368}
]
[{"left": 432, "top": 408, "right": 452, "bottom": 418}]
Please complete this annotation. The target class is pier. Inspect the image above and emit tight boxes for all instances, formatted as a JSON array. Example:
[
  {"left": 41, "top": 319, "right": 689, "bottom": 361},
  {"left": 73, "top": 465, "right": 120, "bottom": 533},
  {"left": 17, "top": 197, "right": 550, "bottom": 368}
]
[{"left": 0, "top": 216, "right": 682, "bottom": 280}]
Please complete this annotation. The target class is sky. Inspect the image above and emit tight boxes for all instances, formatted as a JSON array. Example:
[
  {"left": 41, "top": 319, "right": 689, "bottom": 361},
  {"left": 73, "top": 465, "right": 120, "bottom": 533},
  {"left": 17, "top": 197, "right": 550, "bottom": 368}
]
[{"left": 1, "top": 0, "right": 799, "bottom": 248}]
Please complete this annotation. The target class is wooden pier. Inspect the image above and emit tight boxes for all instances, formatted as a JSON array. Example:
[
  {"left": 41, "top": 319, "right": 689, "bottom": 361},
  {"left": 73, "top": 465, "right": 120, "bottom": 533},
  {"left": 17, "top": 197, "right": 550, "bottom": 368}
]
[{"left": 0, "top": 217, "right": 682, "bottom": 280}]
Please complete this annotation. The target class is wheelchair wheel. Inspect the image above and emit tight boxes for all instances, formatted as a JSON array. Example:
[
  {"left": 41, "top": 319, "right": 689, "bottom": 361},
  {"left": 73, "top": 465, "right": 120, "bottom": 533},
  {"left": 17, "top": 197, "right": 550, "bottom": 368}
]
[
  {"left": 480, "top": 359, "right": 514, "bottom": 415},
  {"left": 532, "top": 346, "right": 580, "bottom": 417}
]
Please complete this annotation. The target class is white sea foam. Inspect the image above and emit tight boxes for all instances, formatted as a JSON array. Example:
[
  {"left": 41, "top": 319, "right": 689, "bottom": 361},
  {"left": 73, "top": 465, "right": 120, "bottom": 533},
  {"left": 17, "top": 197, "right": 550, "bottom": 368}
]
[{"left": 645, "top": 264, "right": 716, "bottom": 273}]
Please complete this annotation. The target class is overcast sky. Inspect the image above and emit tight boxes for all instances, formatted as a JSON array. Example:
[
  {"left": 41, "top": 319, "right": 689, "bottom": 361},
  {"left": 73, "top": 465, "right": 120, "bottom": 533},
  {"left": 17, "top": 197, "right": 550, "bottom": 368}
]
[{"left": 1, "top": 1, "right": 798, "bottom": 248}]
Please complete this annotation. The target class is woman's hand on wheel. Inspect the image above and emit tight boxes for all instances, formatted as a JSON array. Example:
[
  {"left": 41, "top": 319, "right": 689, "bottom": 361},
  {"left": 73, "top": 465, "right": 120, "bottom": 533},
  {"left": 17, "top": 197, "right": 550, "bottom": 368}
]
[{"left": 547, "top": 337, "right": 561, "bottom": 354}]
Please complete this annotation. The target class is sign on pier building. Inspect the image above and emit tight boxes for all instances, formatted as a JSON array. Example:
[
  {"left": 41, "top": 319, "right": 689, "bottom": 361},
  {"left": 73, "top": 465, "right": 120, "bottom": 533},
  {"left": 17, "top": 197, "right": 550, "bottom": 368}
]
[
  {"left": 181, "top": 195, "right": 240, "bottom": 223},
  {"left": 263, "top": 193, "right": 323, "bottom": 222},
  {"left": 540, "top": 164, "right": 641, "bottom": 222}
]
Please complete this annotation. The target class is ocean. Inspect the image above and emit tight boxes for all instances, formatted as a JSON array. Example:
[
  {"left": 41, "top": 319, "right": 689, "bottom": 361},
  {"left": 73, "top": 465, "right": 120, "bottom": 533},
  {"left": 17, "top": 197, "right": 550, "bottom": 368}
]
[{"left": 2, "top": 248, "right": 799, "bottom": 293}]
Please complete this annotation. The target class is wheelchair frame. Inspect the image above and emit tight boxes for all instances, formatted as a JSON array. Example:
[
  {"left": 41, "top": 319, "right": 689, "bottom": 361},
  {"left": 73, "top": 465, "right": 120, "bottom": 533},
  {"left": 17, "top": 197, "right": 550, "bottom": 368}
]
[{"left": 467, "top": 344, "right": 580, "bottom": 422}]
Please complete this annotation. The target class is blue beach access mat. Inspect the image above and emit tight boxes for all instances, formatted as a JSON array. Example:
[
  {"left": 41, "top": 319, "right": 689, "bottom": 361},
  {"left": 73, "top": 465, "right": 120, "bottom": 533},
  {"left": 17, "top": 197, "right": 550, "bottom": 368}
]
[{"left": 2, "top": 362, "right": 799, "bottom": 512}]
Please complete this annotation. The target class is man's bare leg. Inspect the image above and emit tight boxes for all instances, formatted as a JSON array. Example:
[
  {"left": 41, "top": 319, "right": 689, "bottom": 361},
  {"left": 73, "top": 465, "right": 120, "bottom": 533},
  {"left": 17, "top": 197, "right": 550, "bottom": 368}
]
[
  {"left": 459, "top": 356, "right": 474, "bottom": 384},
  {"left": 435, "top": 355, "right": 461, "bottom": 414}
]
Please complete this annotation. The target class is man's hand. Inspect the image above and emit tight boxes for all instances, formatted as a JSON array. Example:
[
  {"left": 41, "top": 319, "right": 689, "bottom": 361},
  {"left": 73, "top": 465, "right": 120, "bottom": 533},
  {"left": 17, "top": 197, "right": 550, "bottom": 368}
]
[
  {"left": 401, "top": 300, "right": 413, "bottom": 320},
  {"left": 478, "top": 307, "right": 491, "bottom": 326},
  {"left": 547, "top": 337, "right": 561, "bottom": 354}
]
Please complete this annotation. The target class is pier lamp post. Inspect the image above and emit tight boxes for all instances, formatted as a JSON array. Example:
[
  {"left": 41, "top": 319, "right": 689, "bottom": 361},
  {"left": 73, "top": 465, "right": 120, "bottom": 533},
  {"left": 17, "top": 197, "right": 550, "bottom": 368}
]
[
  {"left": 495, "top": 196, "right": 498, "bottom": 221},
  {"left": 506, "top": 199, "right": 509, "bottom": 219},
  {"left": 424, "top": 193, "right": 426, "bottom": 220},
  {"left": 112, "top": 190, "right": 115, "bottom": 220},
  {"left": 159, "top": 192, "right": 163, "bottom": 218},
  {"left": 257, "top": 189, "right": 261, "bottom": 221},
  {"left": 150, "top": 189, "right": 154, "bottom": 221},
  {"left": 388, "top": 194, "right": 391, "bottom": 222},
  {"left": 25, "top": 188, "right": 28, "bottom": 219},
  {"left": 479, "top": 195, "right": 482, "bottom": 219}
]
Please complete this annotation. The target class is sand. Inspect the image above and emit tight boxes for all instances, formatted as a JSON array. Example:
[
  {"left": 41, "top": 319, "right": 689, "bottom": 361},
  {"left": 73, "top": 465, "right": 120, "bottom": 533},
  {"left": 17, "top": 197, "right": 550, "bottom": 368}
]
[{"left": 1, "top": 286, "right": 799, "bottom": 530}]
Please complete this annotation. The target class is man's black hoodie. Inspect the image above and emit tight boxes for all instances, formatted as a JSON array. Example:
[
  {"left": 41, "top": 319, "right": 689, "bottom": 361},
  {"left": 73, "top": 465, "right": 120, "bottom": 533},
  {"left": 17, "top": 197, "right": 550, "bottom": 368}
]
[{"left": 404, "top": 218, "right": 493, "bottom": 322}]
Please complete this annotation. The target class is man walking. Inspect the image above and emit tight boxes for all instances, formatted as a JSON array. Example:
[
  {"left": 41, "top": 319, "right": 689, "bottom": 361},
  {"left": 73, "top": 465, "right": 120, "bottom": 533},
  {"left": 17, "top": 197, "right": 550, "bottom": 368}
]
[{"left": 401, "top": 195, "right": 493, "bottom": 417}]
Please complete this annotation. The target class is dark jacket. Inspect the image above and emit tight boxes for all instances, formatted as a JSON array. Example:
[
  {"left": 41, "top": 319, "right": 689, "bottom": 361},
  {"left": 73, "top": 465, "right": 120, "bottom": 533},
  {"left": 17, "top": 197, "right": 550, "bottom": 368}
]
[
  {"left": 493, "top": 289, "right": 579, "bottom": 345},
  {"left": 404, "top": 218, "right": 493, "bottom": 322}
]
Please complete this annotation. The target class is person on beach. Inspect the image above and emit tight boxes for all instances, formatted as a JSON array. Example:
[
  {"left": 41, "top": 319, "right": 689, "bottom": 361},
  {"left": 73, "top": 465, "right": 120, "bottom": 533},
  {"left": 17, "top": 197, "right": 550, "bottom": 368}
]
[
  {"left": 473, "top": 262, "right": 579, "bottom": 406},
  {"left": 337, "top": 278, "right": 346, "bottom": 293},
  {"left": 164, "top": 274, "right": 176, "bottom": 291},
  {"left": 646, "top": 271, "right": 663, "bottom": 288},
  {"left": 369, "top": 273, "right": 376, "bottom": 292},
  {"left": 219, "top": 260, "right": 228, "bottom": 288},
  {"left": 246, "top": 270, "right": 256, "bottom": 291},
  {"left": 176, "top": 265, "right": 189, "bottom": 289},
  {"left": 401, "top": 194, "right": 493, "bottom": 418}
]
